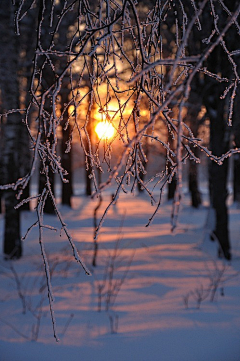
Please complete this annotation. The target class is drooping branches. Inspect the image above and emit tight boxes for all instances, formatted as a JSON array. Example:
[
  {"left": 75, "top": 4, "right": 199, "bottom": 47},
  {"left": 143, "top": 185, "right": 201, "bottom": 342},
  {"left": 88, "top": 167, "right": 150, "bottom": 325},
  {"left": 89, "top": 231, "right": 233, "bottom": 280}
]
[{"left": 1, "top": 0, "right": 240, "bottom": 334}]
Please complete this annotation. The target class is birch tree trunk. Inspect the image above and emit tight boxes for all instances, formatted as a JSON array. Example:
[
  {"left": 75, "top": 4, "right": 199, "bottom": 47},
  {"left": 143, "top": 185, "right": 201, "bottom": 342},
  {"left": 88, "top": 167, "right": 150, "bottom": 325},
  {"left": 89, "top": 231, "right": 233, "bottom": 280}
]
[
  {"left": 18, "top": 8, "right": 38, "bottom": 211},
  {"left": 0, "top": 1, "right": 22, "bottom": 258}
]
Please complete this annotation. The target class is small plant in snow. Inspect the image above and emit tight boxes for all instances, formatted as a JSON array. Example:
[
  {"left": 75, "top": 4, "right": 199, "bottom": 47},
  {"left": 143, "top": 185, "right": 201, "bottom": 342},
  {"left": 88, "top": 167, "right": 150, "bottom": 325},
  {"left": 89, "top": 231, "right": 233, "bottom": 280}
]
[
  {"left": 92, "top": 219, "right": 134, "bottom": 333},
  {"left": 96, "top": 239, "right": 134, "bottom": 311},
  {"left": 0, "top": 249, "right": 77, "bottom": 341},
  {"left": 183, "top": 259, "right": 231, "bottom": 309},
  {"left": 108, "top": 312, "right": 119, "bottom": 334}
]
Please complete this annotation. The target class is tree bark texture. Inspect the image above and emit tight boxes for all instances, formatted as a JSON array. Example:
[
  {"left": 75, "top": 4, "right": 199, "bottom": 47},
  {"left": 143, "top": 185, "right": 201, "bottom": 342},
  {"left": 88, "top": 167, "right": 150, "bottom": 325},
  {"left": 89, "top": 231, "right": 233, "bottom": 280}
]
[
  {"left": 37, "top": 1, "right": 57, "bottom": 214},
  {"left": 204, "top": 80, "right": 231, "bottom": 258},
  {"left": 186, "top": 79, "right": 202, "bottom": 208},
  {"left": 202, "top": 4, "right": 238, "bottom": 259},
  {"left": 0, "top": 117, "right": 3, "bottom": 214},
  {"left": 17, "top": 8, "right": 38, "bottom": 210},
  {"left": 61, "top": 80, "right": 73, "bottom": 207},
  {"left": 167, "top": 133, "right": 177, "bottom": 200},
  {"left": 232, "top": 88, "right": 240, "bottom": 203},
  {"left": 0, "top": 1, "right": 22, "bottom": 258},
  {"left": 57, "top": 12, "right": 74, "bottom": 207},
  {"left": 85, "top": 117, "right": 93, "bottom": 196}
]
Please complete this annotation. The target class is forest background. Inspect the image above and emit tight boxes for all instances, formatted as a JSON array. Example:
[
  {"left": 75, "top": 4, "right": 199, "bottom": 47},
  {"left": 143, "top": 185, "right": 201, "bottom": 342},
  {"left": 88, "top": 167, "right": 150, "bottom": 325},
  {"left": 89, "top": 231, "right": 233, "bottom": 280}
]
[{"left": 0, "top": 0, "right": 240, "bottom": 359}]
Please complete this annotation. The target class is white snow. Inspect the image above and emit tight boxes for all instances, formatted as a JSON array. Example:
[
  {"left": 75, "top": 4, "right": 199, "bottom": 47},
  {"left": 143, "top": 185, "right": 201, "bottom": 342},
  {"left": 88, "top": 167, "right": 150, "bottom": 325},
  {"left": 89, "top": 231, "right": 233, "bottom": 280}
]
[{"left": 0, "top": 187, "right": 240, "bottom": 361}]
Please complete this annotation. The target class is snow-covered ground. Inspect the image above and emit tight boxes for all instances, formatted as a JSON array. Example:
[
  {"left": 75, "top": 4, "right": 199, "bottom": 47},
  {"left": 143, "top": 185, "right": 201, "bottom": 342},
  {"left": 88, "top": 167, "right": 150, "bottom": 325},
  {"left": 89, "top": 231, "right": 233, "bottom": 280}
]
[{"left": 0, "top": 187, "right": 240, "bottom": 361}]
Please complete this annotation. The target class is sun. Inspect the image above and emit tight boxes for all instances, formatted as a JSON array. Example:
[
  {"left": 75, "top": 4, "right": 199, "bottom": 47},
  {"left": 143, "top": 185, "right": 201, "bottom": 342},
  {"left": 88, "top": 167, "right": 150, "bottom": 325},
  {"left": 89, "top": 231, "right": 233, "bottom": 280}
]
[{"left": 95, "top": 121, "right": 115, "bottom": 140}]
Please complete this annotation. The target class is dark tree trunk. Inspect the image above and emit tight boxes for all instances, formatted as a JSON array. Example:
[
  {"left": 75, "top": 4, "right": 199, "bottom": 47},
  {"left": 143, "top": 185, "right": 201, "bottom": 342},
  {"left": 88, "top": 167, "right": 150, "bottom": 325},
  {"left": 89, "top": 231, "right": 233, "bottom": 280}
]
[
  {"left": 137, "top": 137, "right": 149, "bottom": 193},
  {"left": 167, "top": 134, "right": 177, "bottom": 200},
  {"left": 85, "top": 99, "right": 94, "bottom": 196},
  {"left": 233, "top": 154, "right": 240, "bottom": 203},
  {"left": 0, "top": 1, "right": 22, "bottom": 258},
  {"left": 204, "top": 80, "right": 231, "bottom": 259},
  {"left": 209, "top": 158, "right": 230, "bottom": 258},
  {"left": 232, "top": 88, "right": 240, "bottom": 203},
  {"left": 167, "top": 174, "right": 177, "bottom": 200},
  {"left": 56, "top": 10, "right": 74, "bottom": 206},
  {"left": 18, "top": 125, "right": 31, "bottom": 211},
  {"left": 61, "top": 81, "right": 73, "bottom": 207},
  {"left": 202, "top": 5, "right": 236, "bottom": 259},
  {"left": 0, "top": 192, "right": 2, "bottom": 214},
  {"left": 92, "top": 193, "right": 102, "bottom": 267},
  {"left": 186, "top": 81, "right": 202, "bottom": 208},
  {"left": 18, "top": 11, "right": 37, "bottom": 211},
  {"left": 4, "top": 181, "right": 21, "bottom": 259},
  {"left": 189, "top": 161, "right": 202, "bottom": 208},
  {"left": 84, "top": 54, "right": 95, "bottom": 197},
  {"left": 85, "top": 120, "right": 92, "bottom": 196},
  {"left": 0, "top": 118, "right": 3, "bottom": 214},
  {"left": 37, "top": 1, "right": 57, "bottom": 215}
]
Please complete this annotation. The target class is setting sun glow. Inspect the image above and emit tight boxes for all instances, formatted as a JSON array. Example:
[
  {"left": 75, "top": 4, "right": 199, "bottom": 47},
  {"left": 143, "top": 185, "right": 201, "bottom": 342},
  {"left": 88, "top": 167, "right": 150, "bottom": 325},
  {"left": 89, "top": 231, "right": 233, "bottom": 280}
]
[{"left": 95, "top": 121, "right": 115, "bottom": 140}]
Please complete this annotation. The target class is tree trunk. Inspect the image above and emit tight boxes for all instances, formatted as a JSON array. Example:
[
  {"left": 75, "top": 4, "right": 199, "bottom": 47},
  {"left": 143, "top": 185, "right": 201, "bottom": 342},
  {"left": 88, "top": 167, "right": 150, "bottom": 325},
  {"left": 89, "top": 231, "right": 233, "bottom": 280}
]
[
  {"left": 37, "top": 1, "right": 57, "bottom": 215},
  {"left": 186, "top": 81, "right": 202, "bottom": 208},
  {"left": 167, "top": 174, "right": 177, "bottom": 200},
  {"left": 18, "top": 10, "right": 38, "bottom": 211},
  {"left": 188, "top": 161, "right": 202, "bottom": 208},
  {"left": 0, "top": 117, "right": 3, "bottom": 214},
  {"left": 137, "top": 138, "right": 149, "bottom": 193},
  {"left": 85, "top": 118, "right": 93, "bottom": 196},
  {"left": 56, "top": 9, "right": 74, "bottom": 206},
  {"left": 167, "top": 134, "right": 177, "bottom": 200},
  {"left": 233, "top": 154, "right": 240, "bottom": 203},
  {"left": 204, "top": 81, "right": 231, "bottom": 259},
  {"left": 232, "top": 87, "right": 240, "bottom": 203},
  {"left": 0, "top": 191, "right": 2, "bottom": 214},
  {"left": 202, "top": 9, "right": 234, "bottom": 259},
  {"left": 4, "top": 173, "right": 21, "bottom": 259},
  {"left": 84, "top": 54, "right": 95, "bottom": 197},
  {"left": 61, "top": 80, "right": 73, "bottom": 207},
  {"left": 0, "top": 1, "right": 22, "bottom": 258},
  {"left": 18, "top": 124, "right": 31, "bottom": 211}
]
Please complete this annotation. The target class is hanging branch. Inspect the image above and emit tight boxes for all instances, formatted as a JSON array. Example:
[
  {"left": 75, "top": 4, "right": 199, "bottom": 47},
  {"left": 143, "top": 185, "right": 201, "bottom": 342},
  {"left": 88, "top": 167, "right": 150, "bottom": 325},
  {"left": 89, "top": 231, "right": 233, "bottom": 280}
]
[{"left": 2, "top": 0, "right": 240, "bottom": 337}]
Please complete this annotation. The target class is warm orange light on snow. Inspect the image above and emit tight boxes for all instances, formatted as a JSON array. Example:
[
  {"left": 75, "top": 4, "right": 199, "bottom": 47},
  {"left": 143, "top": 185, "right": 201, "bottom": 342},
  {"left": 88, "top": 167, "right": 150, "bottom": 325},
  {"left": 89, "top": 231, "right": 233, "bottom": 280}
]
[{"left": 95, "top": 121, "right": 115, "bottom": 140}]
